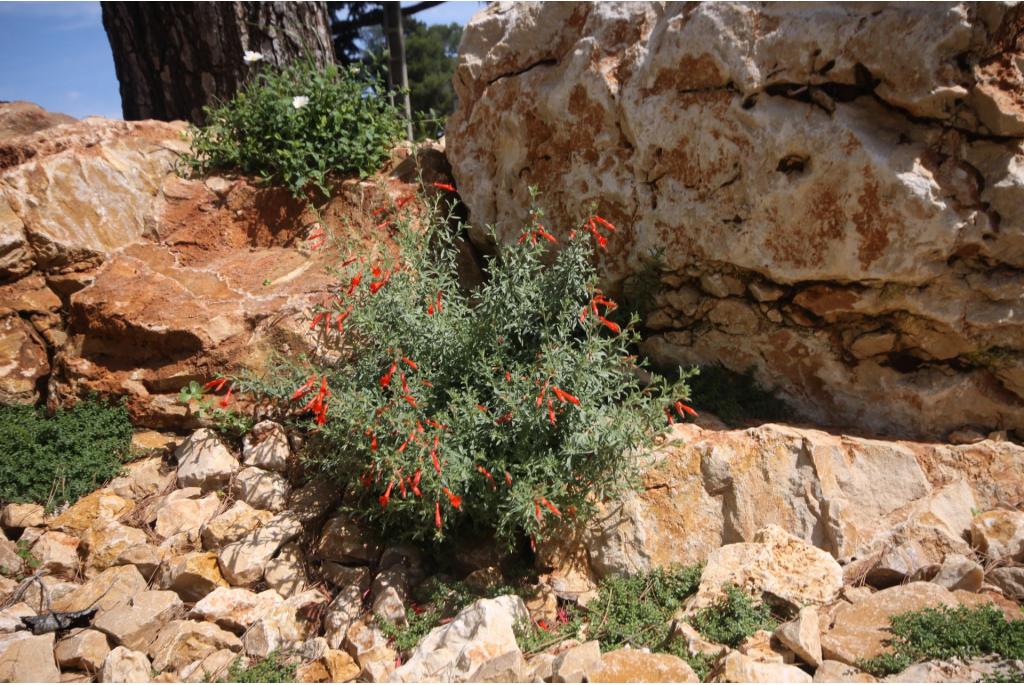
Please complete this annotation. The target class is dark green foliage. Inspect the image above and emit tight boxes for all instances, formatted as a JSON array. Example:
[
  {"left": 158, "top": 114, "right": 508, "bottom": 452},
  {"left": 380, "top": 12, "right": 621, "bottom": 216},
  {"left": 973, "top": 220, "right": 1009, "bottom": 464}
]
[
  {"left": 0, "top": 398, "right": 132, "bottom": 510},
  {"left": 858, "top": 605, "right": 1024, "bottom": 677},
  {"left": 587, "top": 565, "right": 703, "bottom": 652},
  {"left": 224, "top": 653, "right": 296, "bottom": 683},
  {"left": 687, "top": 365, "right": 791, "bottom": 426},
  {"left": 689, "top": 585, "right": 777, "bottom": 648},
  {"left": 181, "top": 58, "right": 404, "bottom": 198},
  {"left": 238, "top": 195, "right": 695, "bottom": 545},
  {"left": 359, "top": 18, "right": 462, "bottom": 139},
  {"left": 666, "top": 646, "right": 717, "bottom": 682}
]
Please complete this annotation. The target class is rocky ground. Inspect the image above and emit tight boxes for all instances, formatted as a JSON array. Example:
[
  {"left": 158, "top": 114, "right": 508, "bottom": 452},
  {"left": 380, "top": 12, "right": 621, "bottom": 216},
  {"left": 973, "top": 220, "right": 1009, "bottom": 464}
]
[{"left": 0, "top": 417, "right": 1020, "bottom": 682}]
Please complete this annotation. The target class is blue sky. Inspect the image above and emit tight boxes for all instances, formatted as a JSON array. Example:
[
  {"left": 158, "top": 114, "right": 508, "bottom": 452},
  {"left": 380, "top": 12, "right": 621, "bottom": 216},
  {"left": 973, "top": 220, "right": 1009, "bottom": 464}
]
[{"left": 0, "top": 1, "right": 484, "bottom": 120}]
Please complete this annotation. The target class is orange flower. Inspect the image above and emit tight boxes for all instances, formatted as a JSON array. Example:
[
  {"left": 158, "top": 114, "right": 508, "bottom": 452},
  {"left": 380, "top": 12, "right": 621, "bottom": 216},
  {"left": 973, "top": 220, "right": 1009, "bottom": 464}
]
[
  {"left": 598, "top": 315, "right": 620, "bottom": 333},
  {"left": 539, "top": 496, "right": 562, "bottom": 518},
  {"left": 552, "top": 387, "right": 580, "bottom": 406},
  {"left": 675, "top": 401, "right": 699, "bottom": 418},
  {"left": 379, "top": 481, "right": 393, "bottom": 508},
  {"left": 380, "top": 363, "right": 397, "bottom": 389},
  {"left": 402, "top": 356, "right": 418, "bottom": 370},
  {"left": 435, "top": 501, "right": 443, "bottom": 529},
  {"left": 403, "top": 394, "right": 418, "bottom": 408},
  {"left": 547, "top": 399, "right": 557, "bottom": 425},
  {"left": 443, "top": 487, "right": 462, "bottom": 510},
  {"left": 431, "top": 435, "right": 441, "bottom": 474},
  {"left": 505, "top": 471, "right": 513, "bottom": 487},
  {"left": 477, "top": 465, "right": 497, "bottom": 489},
  {"left": 219, "top": 387, "right": 233, "bottom": 408},
  {"left": 309, "top": 312, "right": 325, "bottom": 330},
  {"left": 347, "top": 272, "right": 362, "bottom": 295},
  {"left": 203, "top": 377, "right": 228, "bottom": 392},
  {"left": 433, "top": 182, "right": 456, "bottom": 192}
]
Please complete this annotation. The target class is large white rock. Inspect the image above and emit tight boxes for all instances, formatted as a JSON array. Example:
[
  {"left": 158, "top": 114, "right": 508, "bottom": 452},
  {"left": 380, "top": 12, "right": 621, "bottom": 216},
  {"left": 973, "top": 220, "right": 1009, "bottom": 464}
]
[
  {"left": 93, "top": 589, "right": 185, "bottom": 652},
  {"left": 190, "top": 587, "right": 286, "bottom": 633},
  {"left": 693, "top": 525, "right": 843, "bottom": 610},
  {"left": 241, "top": 420, "right": 291, "bottom": 472},
  {"left": 147, "top": 619, "right": 242, "bottom": 673},
  {"left": 230, "top": 466, "right": 290, "bottom": 512},
  {"left": 99, "top": 646, "right": 152, "bottom": 683},
  {"left": 201, "top": 500, "right": 273, "bottom": 550},
  {"left": 971, "top": 509, "right": 1024, "bottom": 562},
  {"left": 217, "top": 511, "right": 302, "bottom": 586},
  {"left": 447, "top": 1, "right": 1024, "bottom": 441},
  {"left": 389, "top": 595, "right": 530, "bottom": 682},
  {"left": 175, "top": 428, "right": 239, "bottom": 490},
  {"left": 155, "top": 492, "right": 220, "bottom": 539},
  {"left": 0, "top": 631, "right": 60, "bottom": 682}
]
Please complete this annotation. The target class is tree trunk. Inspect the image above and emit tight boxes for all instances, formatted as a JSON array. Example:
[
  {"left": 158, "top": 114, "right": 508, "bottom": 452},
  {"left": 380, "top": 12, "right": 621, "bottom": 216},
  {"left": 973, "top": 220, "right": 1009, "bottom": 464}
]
[
  {"left": 381, "top": 2, "right": 414, "bottom": 140},
  {"left": 101, "top": 2, "right": 335, "bottom": 123}
]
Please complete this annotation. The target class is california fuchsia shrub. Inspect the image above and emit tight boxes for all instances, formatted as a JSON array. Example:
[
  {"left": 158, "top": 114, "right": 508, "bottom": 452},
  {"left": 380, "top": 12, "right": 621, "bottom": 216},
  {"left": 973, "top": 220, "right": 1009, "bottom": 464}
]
[{"left": 228, "top": 188, "right": 696, "bottom": 545}]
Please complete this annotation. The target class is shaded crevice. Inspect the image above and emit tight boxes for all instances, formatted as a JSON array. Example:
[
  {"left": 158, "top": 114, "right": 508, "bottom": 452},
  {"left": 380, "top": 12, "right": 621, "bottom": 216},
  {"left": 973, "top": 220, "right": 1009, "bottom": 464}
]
[{"left": 485, "top": 58, "right": 559, "bottom": 87}]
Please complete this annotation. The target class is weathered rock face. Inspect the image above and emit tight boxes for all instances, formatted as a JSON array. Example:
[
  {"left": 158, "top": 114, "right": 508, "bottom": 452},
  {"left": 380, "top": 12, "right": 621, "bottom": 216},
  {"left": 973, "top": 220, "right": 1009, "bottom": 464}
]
[
  {"left": 546, "top": 422, "right": 1024, "bottom": 593},
  {"left": 0, "top": 102, "right": 439, "bottom": 428},
  {"left": 448, "top": 2, "right": 1024, "bottom": 441}
]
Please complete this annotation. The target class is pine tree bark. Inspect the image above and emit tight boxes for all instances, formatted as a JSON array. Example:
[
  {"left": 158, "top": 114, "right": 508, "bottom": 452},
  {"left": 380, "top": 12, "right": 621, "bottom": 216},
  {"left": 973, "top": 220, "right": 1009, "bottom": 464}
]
[{"left": 101, "top": 2, "right": 335, "bottom": 123}]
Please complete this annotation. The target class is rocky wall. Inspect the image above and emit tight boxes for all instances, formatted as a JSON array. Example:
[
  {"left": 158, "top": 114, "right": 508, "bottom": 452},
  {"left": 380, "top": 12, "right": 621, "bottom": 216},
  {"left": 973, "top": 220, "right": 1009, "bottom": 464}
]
[{"left": 447, "top": 2, "right": 1024, "bottom": 440}]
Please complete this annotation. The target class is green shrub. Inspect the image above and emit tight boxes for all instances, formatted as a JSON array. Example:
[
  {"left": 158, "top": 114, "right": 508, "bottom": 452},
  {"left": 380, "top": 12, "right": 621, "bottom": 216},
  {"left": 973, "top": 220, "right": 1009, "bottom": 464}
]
[
  {"left": 689, "top": 584, "right": 777, "bottom": 648},
  {"left": 858, "top": 605, "right": 1024, "bottom": 677},
  {"left": 181, "top": 58, "right": 404, "bottom": 198},
  {"left": 588, "top": 565, "right": 703, "bottom": 651},
  {"left": 227, "top": 193, "right": 695, "bottom": 545},
  {"left": 686, "top": 364, "right": 790, "bottom": 426},
  {"left": 0, "top": 398, "right": 132, "bottom": 510},
  {"left": 223, "top": 652, "right": 296, "bottom": 683}
]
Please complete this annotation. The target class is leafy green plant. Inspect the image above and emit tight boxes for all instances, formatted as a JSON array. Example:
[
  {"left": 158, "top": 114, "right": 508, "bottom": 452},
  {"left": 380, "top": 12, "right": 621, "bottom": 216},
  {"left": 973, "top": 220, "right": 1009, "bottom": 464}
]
[
  {"left": 587, "top": 565, "right": 704, "bottom": 651},
  {"left": 0, "top": 398, "right": 132, "bottom": 510},
  {"left": 223, "top": 652, "right": 296, "bottom": 683},
  {"left": 181, "top": 58, "right": 404, "bottom": 198},
  {"left": 689, "top": 584, "right": 777, "bottom": 648},
  {"left": 177, "top": 380, "right": 255, "bottom": 441},
  {"left": 858, "top": 605, "right": 1024, "bottom": 677},
  {"left": 230, "top": 191, "right": 695, "bottom": 545},
  {"left": 665, "top": 646, "right": 717, "bottom": 682}
]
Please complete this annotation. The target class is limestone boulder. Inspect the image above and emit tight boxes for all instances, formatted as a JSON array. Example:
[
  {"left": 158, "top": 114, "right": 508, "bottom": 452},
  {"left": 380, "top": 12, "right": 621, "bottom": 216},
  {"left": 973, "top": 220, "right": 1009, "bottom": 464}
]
[
  {"left": 81, "top": 519, "right": 149, "bottom": 578},
  {"left": 55, "top": 629, "right": 111, "bottom": 671},
  {"left": 820, "top": 582, "right": 958, "bottom": 664},
  {"left": 230, "top": 466, "right": 290, "bottom": 512},
  {"left": 693, "top": 525, "right": 843, "bottom": 610},
  {"left": 54, "top": 565, "right": 148, "bottom": 616},
  {"left": 162, "top": 551, "right": 229, "bottom": 603},
  {"left": 390, "top": 595, "right": 529, "bottom": 682},
  {"left": 217, "top": 511, "right": 302, "bottom": 586},
  {"left": 178, "top": 647, "right": 236, "bottom": 683},
  {"left": 813, "top": 661, "right": 876, "bottom": 683},
  {"left": 712, "top": 651, "right": 811, "bottom": 683},
  {"left": 342, "top": 615, "right": 396, "bottom": 682},
  {"left": 30, "top": 530, "right": 80, "bottom": 577},
  {"left": 0, "top": 631, "right": 60, "bottom": 682},
  {"left": 317, "top": 513, "right": 381, "bottom": 565},
  {"left": 774, "top": 606, "right": 823, "bottom": 669},
  {"left": 148, "top": 620, "right": 241, "bottom": 673},
  {"left": 589, "top": 647, "right": 699, "bottom": 682},
  {"left": 93, "top": 589, "right": 185, "bottom": 652},
  {"left": 0, "top": 538, "right": 23, "bottom": 578},
  {"left": 108, "top": 456, "right": 176, "bottom": 500},
  {"left": 448, "top": 1, "right": 1024, "bottom": 441},
  {"left": 48, "top": 489, "right": 133, "bottom": 536},
  {"left": 174, "top": 429, "right": 238, "bottom": 491},
  {"left": 190, "top": 587, "right": 286, "bottom": 633},
  {"left": 264, "top": 542, "right": 307, "bottom": 598},
  {"left": 971, "top": 510, "right": 1024, "bottom": 562},
  {"left": 201, "top": 500, "right": 272, "bottom": 550},
  {"left": 99, "top": 646, "right": 152, "bottom": 683},
  {"left": 0, "top": 309, "right": 49, "bottom": 404},
  {"left": 241, "top": 421, "right": 291, "bottom": 472},
  {"left": 155, "top": 492, "right": 220, "bottom": 540},
  {"left": 0, "top": 503, "right": 44, "bottom": 529}
]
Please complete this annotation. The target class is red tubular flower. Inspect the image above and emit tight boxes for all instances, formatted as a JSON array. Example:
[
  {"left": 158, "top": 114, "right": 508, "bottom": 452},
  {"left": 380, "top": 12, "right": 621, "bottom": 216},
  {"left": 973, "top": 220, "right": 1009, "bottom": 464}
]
[
  {"left": 431, "top": 435, "right": 441, "bottom": 474},
  {"left": 495, "top": 411, "right": 513, "bottom": 425},
  {"left": 219, "top": 387, "right": 233, "bottom": 408},
  {"left": 535, "top": 501, "right": 543, "bottom": 523},
  {"left": 552, "top": 387, "right": 580, "bottom": 406},
  {"left": 370, "top": 433, "right": 378, "bottom": 451},
  {"left": 411, "top": 469, "right": 422, "bottom": 497},
  {"left": 505, "top": 471, "right": 513, "bottom": 487},
  {"left": 398, "top": 431, "right": 415, "bottom": 453},
  {"left": 539, "top": 497, "right": 562, "bottom": 518},
  {"left": 372, "top": 206, "right": 388, "bottom": 217},
  {"left": 401, "top": 373, "right": 410, "bottom": 394},
  {"left": 397, "top": 195, "right": 414, "bottom": 209},
  {"left": 547, "top": 399, "right": 557, "bottom": 426},
  {"left": 433, "top": 182, "right": 456, "bottom": 192},
  {"left": 380, "top": 363, "right": 397, "bottom": 389},
  {"left": 537, "top": 228, "right": 557, "bottom": 243},
  {"left": 291, "top": 377, "right": 316, "bottom": 401},
  {"left": 598, "top": 315, "right": 621, "bottom": 333},
  {"left": 665, "top": 407, "right": 675, "bottom": 425},
  {"left": 477, "top": 465, "right": 497, "bottom": 489},
  {"left": 435, "top": 501, "right": 443, "bottom": 529},
  {"left": 537, "top": 619, "right": 550, "bottom": 632},
  {"left": 360, "top": 472, "right": 373, "bottom": 488},
  {"left": 403, "top": 394, "right": 418, "bottom": 408},
  {"left": 536, "top": 381, "right": 548, "bottom": 407},
  {"left": 203, "top": 378, "right": 228, "bottom": 392},
  {"left": 504, "top": 371, "right": 512, "bottom": 382},
  {"left": 370, "top": 270, "right": 391, "bottom": 294},
  {"left": 424, "top": 418, "right": 444, "bottom": 430},
  {"left": 676, "top": 401, "right": 699, "bottom": 417},
  {"left": 592, "top": 215, "right": 616, "bottom": 232},
  {"left": 443, "top": 487, "right": 462, "bottom": 510},
  {"left": 347, "top": 272, "right": 362, "bottom": 295},
  {"left": 475, "top": 404, "right": 489, "bottom": 413},
  {"left": 402, "top": 357, "right": 417, "bottom": 370},
  {"left": 379, "top": 481, "right": 393, "bottom": 508},
  {"left": 398, "top": 478, "right": 407, "bottom": 498},
  {"left": 309, "top": 312, "right": 325, "bottom": 330},
  {"left": 435, "top": 290, "right": 443, "bottom": 313}
]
